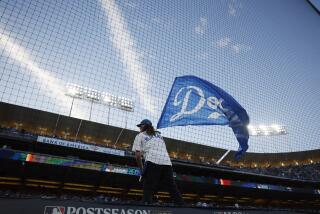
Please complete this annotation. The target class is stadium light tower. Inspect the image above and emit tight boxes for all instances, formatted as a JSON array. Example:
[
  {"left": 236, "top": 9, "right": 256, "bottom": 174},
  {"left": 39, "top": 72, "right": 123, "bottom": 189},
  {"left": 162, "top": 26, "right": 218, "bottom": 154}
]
[
  {"left": 247, "top": 124, "right": 287, "bottom": 136},
  {"left": 217, "top": 123, "right": 287, "bottom": 165},
  {"left": 65, "top": 83, "right": 134, "bottom": 119},
  {"left": 64, "top": 83, "right": 134, "bottom": 142}
]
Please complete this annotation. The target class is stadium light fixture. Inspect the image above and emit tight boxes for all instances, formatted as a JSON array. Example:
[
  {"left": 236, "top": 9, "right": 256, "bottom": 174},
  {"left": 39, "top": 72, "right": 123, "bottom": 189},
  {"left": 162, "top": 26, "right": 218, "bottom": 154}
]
[
  {"left": 65, "top": 83, "right": 134, "bottom": 112},
  {"left": 103, "top": 94, "right": 112, "bottom": 104},
  {"left": 66, "top": 87, "right": 78, "bottom": 97},
  {"left": 247, "top": 124, "right": 287, "bottom": 136},
  {"left": 65, "top": 84, "right": 81, "bottom": 97}
]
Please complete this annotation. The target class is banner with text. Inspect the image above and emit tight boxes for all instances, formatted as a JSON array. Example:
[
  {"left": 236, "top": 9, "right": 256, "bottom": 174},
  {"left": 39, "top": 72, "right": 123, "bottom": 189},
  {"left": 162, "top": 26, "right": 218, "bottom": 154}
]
[{"left": 37, "top": 136, "right": 125, "bottom": 156}]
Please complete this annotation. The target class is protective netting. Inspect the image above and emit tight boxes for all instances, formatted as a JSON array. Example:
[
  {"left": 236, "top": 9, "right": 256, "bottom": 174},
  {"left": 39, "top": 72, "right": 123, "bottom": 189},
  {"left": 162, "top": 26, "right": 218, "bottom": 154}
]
[{"left": 0, "top": 0, "right": 319, "bottom": 155}]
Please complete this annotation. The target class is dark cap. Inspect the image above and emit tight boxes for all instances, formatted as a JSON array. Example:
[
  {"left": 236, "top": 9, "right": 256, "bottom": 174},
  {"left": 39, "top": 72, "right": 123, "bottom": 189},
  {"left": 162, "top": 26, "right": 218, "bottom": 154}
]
[{"left": 137, "top": 119, "right": 152, "bottom": 127}]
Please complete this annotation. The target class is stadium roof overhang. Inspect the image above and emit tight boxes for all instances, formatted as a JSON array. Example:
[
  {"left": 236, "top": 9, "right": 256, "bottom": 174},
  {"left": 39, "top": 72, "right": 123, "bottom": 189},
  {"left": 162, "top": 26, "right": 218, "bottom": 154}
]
[{"left": 0, "top": 101, "right": 319, "bottom": 166}]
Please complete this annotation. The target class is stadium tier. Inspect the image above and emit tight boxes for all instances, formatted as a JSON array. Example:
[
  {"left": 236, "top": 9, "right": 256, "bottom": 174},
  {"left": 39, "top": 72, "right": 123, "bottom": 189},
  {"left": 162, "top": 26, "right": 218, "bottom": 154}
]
[
  {"left": 0, "top": 102, "right": 320, "bottom": 213},
  {"left": 1, "top": 102, "right": 320, "bottom": 176}
]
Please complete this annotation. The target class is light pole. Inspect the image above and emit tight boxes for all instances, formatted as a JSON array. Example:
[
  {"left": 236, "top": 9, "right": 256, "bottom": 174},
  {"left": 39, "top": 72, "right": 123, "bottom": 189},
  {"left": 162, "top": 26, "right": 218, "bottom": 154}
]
[
  {"left": 89, "top": 100, "right": 94, "bottom": 121},
  {"left": 65, "top": 86, "right": 79, "bottom": 117},
  {"left": 75, "top": 119, "right": 82, "bottom": 141},
  {"left": 103, "top": 95, "right": 112, "bottom": 125},
  {"left": 53, "top": 114, "right": 60, "bottom": 136},
  {"left": 107, "top": 106, "right": 110, "bottom": 125},
  {"left": 64, "top": 83, "right": 135, "bottom": 145},
  {"left": 69, "top": 97, "right": 75, "bottom": 117}
]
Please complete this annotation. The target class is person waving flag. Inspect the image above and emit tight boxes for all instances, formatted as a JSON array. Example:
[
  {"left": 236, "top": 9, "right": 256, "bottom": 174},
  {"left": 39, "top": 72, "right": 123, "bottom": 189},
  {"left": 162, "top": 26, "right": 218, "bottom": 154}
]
[{"left": 157, "top": 75, "right": 250, "bottom": 160}]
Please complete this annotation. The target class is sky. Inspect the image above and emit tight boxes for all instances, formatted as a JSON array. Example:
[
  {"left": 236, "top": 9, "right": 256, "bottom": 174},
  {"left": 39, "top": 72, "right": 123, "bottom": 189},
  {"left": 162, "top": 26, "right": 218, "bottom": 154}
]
[{"left": 0, "top": 0, "right": 319, "bottom": 153}]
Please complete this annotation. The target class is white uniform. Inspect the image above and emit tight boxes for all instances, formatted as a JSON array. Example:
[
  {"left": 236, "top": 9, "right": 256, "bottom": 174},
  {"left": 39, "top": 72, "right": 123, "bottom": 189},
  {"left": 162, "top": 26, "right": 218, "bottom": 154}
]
[{"left": 132, "top": 131, "right": 172, "bottom": 166}]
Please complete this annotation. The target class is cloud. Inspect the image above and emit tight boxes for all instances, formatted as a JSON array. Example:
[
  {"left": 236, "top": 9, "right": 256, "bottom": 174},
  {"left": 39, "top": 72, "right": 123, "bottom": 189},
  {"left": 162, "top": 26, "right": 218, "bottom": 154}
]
[
  {"left": 215, "top": 37, "right": 231, "bottom": 48},
  {"left": 228, "top": 0, "right": 242, "bottom": 16},
  {"left": 228, "top": 3, "right": 237, "bottom": 16},
  {"left": 0, "top": 28, "right": 85, "bottom": 117},
  {"left": 195, "top": 17, "right": 207, "bottom": 35},
  {"left": 152, "top": 17, "right": 164, "bottom": 25},
  {"left": 232, "top": 44, "right": 240, "bottom": 53},
  {"left": 100, "top": 0, "right": 157, "bottom": 115},
  {"left": 196, "top": 52, "right": 209, "bottom": 60},
  {"left": 152, "top": 17, "right": 178, "bottom": 30},
  {"left": 231, "top": 44, "right": 251, "bottom": 54},
  {"left": 124, "top": 0, "right": 137, "bottom": 8},
  {"left": 214, "top": 37, "right": 251, "bottom": 54}
]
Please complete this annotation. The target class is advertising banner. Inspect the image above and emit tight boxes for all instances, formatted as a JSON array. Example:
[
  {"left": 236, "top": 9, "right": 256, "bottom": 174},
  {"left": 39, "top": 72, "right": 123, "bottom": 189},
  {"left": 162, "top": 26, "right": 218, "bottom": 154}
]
[
  {"left": 37, "top": 136, "right": 125, "bottom": 156},
  {"left": 0, "top": 198, "right": 305, "bottom": 214}
]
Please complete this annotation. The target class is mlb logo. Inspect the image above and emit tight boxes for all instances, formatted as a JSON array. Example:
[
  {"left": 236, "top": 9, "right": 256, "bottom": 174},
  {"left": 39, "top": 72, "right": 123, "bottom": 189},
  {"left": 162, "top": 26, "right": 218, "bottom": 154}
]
[{"left": 44, "top": 206, "right": 65, "bottom": 214}]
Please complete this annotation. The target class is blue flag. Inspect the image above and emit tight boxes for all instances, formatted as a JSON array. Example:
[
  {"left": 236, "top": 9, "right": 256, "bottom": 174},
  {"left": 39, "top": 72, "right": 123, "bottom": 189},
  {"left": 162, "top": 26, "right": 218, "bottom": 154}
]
[{"left": 157, "top": 75, "right": 249, "bottom": 160}]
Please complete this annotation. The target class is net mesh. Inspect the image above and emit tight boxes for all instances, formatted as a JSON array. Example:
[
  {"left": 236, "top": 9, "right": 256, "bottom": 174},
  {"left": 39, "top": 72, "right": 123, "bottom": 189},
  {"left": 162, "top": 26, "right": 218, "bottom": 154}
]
[{"left": 0, "top": 0, "right": 319, "bottom": 157}]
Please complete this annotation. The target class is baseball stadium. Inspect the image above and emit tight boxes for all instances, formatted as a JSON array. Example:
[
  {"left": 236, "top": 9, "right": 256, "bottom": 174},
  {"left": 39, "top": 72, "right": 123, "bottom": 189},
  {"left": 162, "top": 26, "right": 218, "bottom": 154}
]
[{"left": 0, "top": 0, "right": 319, "bottom": 213}]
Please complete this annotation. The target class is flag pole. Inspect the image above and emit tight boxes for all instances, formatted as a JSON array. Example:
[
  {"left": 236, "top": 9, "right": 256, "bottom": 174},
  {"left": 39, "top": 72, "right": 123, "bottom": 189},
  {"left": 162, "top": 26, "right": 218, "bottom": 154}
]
[{"left": 216, "top": 149, "right": 231, "bottom": 164}]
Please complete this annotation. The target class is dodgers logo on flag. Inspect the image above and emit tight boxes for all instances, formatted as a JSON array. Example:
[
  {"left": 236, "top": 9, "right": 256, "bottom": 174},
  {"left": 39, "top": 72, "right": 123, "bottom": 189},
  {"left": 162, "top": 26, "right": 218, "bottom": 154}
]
[{"left": 157, "top": 75, "right": 249, "bottom": 160}]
